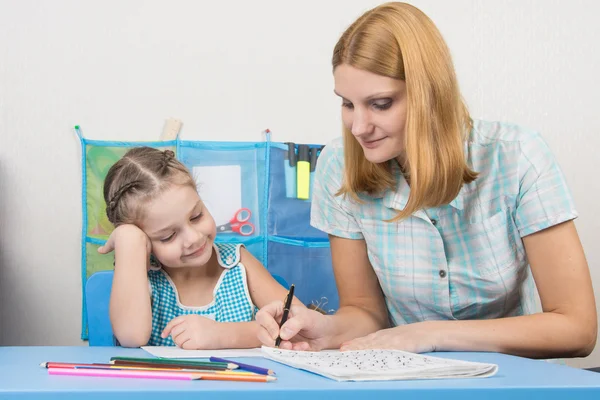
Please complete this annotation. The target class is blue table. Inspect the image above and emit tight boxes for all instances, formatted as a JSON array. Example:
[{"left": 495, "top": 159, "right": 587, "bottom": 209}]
[{"left": 1, "top": 346, "right": 599, "bottom": 399}]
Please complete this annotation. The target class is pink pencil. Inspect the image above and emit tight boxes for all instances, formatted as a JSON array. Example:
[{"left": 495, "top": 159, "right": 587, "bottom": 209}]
[{"left": 47, "top": 367, "right": 201, "bottom": 381}]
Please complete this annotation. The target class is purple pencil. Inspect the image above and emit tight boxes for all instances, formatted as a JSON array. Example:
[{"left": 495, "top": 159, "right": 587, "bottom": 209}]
[{"left": 209, "top": 357, "right": 275, "bottom": 375}]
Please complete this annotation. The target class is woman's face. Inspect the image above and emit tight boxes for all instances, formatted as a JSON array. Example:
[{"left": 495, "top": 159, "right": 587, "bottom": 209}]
[{"left": 334, "top": 64, "right": 407, "bottom": 164}]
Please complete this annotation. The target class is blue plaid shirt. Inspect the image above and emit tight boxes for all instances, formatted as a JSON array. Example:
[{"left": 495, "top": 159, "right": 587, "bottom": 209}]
[
  {"left": 147, "top": 243, "right": 255, "bottom": 346},
  {"left": 311, "top": 120, "right": 578, "bottom": 326}
]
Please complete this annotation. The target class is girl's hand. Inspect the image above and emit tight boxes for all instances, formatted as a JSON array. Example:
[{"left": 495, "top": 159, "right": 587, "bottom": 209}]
[
  {"left": 98, "top": 224, "right": 153, "bottom": 270},
  {"left": 339, "top": 321, "right": 439, "bottom": 353},
  {"left": 98, "top": 224, "right": 151, "bottom": 255},
  {"left": 161, "top": 315, "right": 224, "bottom": 350},
  {"left": 255, "top": 300, "right": 331, "bottom": 351}
]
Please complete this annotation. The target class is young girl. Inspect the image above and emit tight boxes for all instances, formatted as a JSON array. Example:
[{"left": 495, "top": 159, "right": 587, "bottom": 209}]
[{"left": 98, "top": 147, "right": 298, "bottom": 349}]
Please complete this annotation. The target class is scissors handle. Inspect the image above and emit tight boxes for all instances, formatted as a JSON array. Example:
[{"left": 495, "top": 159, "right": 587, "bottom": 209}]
[
  {"left": 233, "top": 222, "right": 254, "bottom": 236},
  {"left": 234, "top": 208, "right": 252, "bottom": 223}
]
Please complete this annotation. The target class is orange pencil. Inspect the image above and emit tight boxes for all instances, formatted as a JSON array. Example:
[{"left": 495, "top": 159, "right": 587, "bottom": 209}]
[{"left": 192, "top": 372, "right": 276, "bottom": 383}]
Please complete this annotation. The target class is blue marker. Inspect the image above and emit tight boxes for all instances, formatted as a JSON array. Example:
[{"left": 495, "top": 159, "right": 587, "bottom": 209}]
[{"left": 284, "top": 142, "right": 297, "bottom": 198}]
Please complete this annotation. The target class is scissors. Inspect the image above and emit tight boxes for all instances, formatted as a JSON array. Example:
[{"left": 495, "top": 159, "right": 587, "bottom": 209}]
[{"left": 216, "top": 208, "right": 255, "bottom": 236}]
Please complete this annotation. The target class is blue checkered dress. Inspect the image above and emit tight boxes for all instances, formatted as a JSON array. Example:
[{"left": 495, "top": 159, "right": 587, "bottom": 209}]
[
  {"left": 147, "top": 243, "right": 255, "bottom": 346},
  {"left": 311, "top": 120, "right": 577, "bottom": 326}
]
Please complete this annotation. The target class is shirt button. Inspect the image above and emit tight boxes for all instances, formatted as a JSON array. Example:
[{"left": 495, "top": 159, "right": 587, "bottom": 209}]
[
  {"left": 439, "top": 270, "right": 447, "bottom": 278},
  {"left": 431, "top": 219, "right": 437, "bottom": 226}
]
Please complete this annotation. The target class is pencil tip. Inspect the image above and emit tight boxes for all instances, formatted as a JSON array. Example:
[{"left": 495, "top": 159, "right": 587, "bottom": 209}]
[
  {"left": 39, "top": 362, "right": 46, "bottom": 367},
  {"left": 267, "top": 376, "right": 277, "bottom": 382},
  {"left": 228, "top": 363, "right": 239, "bottom": 369},
  {"left": 269, "top": 370, "right": 276, "bottom": 375}
]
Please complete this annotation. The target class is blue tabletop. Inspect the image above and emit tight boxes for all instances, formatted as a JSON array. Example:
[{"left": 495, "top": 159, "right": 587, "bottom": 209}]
[{"left": 1, "top": 346, "right": 599, "bottom": 400}]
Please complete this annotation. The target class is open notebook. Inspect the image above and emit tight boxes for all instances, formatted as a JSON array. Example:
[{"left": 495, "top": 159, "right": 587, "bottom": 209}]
[{"left": 261, "top": 347, "right": 498, "bottom": 382}]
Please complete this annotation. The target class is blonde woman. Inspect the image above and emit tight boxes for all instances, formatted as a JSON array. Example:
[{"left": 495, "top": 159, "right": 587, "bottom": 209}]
[{"left": 256, "top": 2, "right": 597, "bottom": 359}]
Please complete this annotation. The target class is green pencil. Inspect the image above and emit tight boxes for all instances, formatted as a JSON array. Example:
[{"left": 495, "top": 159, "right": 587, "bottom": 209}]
[{"left": 109, "top": 356, "right": 238, "bottom": 369}]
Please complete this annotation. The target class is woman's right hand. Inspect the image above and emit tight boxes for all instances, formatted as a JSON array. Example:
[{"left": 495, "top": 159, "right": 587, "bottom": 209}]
[
  {"left": 98, "top": 224, "right": 152, "bottom": 259},
  {"left": 255, "top": 300, "right": 331, "bottom": 351}
]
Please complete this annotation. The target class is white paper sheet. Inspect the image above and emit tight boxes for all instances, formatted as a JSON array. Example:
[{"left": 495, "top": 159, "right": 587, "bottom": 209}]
[
  {"left": 142, "top": 346, "right": 264, "bottom": 359},
  {"left": 193, "top": 165, "right": 241, "bottom": 227},
  {"left": 261, "top": 346, "right": 498, "bottom": 381}
]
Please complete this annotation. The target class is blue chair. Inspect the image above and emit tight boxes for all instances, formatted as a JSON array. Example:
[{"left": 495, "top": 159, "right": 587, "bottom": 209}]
[
  {"left": 85, "top": 270, "right": 289, "bottom": 346},
  {"left": 85, "top": 271, "right": 117, "bottom": 346}
]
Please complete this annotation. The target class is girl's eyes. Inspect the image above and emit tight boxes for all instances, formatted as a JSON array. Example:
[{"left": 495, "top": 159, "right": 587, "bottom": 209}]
[
  {"left": 159, "top": 233, "right": 175, "bottom": 243},
  {"left": 190, "top": 213, "right": 202, "bottom": 221},
  {"left": 158, "top": 214, "right": 202, "bottom": 242},
  {"left": 342, "top": 102, "right": 354, "bottom": 110}
]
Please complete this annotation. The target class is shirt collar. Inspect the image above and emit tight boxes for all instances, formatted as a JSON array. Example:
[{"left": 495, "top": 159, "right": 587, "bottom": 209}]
[{"left": 378, "top": 161, "right": 466, "bottom": 211}]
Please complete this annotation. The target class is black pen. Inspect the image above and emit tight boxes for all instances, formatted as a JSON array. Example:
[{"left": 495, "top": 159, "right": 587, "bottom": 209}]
[{"left": 275, "top": 284, "right": 295, "bottom": 347}]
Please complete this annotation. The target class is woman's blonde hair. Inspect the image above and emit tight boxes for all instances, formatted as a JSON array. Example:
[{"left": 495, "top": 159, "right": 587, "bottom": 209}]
[
  {"left": 332, "top": 2, "right": 477, "bottom": 220},
  {"left": 103, "top": 147, "right": 196, "bottom": 227}
]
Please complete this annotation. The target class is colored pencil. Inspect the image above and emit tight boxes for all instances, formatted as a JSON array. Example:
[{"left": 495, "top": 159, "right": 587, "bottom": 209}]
[
  {"left": 209, "top": 357, "right": 275, "bottom": 376},
  {"left": 40, "top": 362, "right": 113, "bottom": 369},
  {"left": 76, "top": 365, "right": 257, "bottom": 375},
  {"left": 75, "top": 367, "right": 275, "bottom": 382},
  {"left": 111, "top": 360, "right": 231, "bottom": 371},
  {"left": 191, "top": 372, "right": 276, "bottom": 382},
  {"left": 109, "top": 356, "right": 237, "bottom": 369},
  {"left": 47, "top": 367, "right": 201, "bottom": 381}
]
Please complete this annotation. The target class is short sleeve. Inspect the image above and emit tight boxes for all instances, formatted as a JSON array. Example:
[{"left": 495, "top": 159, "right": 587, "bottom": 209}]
[
  {"left": 515, "top": 132, "right": 578, "bottom": 237},
  {"left": 310, "top": 138, "right": 364, "bottom": 239}
]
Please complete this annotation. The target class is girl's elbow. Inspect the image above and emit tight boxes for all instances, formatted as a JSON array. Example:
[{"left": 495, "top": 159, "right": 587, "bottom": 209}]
[
  {"left": 574, "top": 324, "right": 597, "bottom": 357},
  {"left": 569, "top": 315, "right": 598, "bottom": 357},
  {"left": 111, "top": 321, "right": 152, "bottom": 348},
  {"left": 114, "top": 331, "right": 151, "bottom": 348}
]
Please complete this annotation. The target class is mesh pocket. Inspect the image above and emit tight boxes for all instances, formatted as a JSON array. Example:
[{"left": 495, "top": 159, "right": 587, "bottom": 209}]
[
  {"left": 179, "top": 141, "right": 266, "bottom": 238},
  {"left": 267, "top": 238, "right": 338, "bottom": 313}
]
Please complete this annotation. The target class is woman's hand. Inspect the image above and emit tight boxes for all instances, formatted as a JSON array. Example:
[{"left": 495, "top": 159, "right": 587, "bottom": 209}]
[
  {"left": 255, "top": 300, "right": 331, "bottom": 351},
  {"left": 161, "top": 315, "right": 225, "bottom": 350},
  {"left": 340, "top": 321, "right": 439, "bottom": 353}
]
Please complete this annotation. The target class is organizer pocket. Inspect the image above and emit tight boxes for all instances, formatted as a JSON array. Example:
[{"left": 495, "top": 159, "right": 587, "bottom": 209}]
[
  {"left": 85, "top": 143, "right": 176, "bottom": 239},
  {"left": 267, "top": 237, "right": 338, "bottom": 313},
  {"left": 267, "top": 145, "right": 327, "bottom": 239},
  {"left": 179, "top": 141, "right": 266, "bottom": 238},
  {"left": 85, "top": 241, "right": 114, "bottom": 279}
]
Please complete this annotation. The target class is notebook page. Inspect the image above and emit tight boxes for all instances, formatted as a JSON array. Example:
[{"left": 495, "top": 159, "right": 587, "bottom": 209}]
[{"left": 261, "top": 347, "right": 498, "bottom": 381}]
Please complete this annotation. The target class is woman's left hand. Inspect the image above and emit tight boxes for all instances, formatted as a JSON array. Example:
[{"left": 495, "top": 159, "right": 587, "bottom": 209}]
[{"left": 339, "top": 321, "right": 439, "bottom": 353}]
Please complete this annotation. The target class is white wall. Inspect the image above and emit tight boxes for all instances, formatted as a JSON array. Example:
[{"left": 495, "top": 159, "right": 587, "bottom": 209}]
[{"left": 0, "top": 0, "right": 598, "bottom": 368}]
